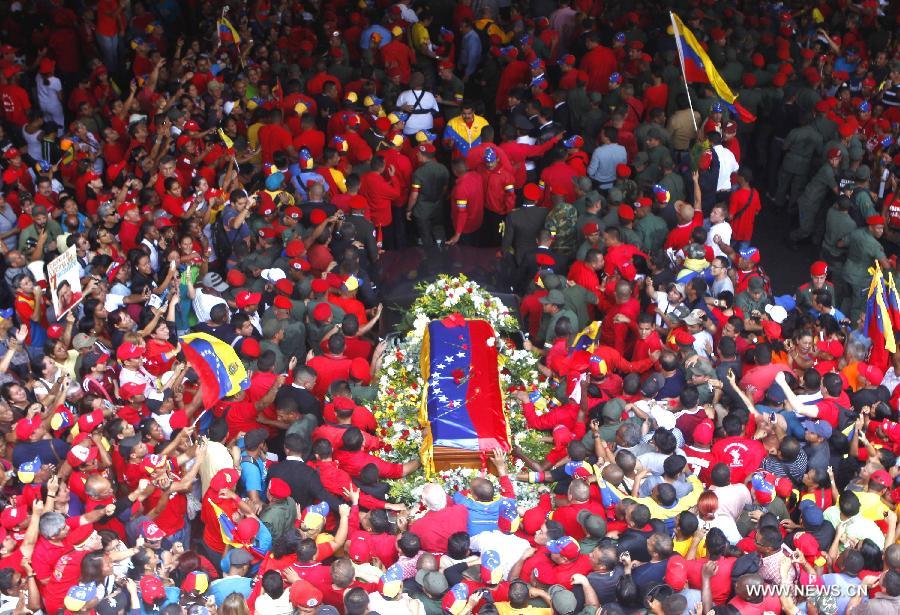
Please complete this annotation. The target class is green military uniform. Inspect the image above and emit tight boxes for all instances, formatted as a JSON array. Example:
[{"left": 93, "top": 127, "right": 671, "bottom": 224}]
[
  {"left": 575, "top": 239, "right": 603, "bottom": 262},
  {"left": 262, "top": 312, "right": 307, "bottom": 360},
  {"left": 306, "top": 299, "right": 345, "bottom": 351},
  {"left": 848, "top": 135, "right": 865, "bottom": 167},
  {"left": 572, "top": 190, "right": 603, "bottom": 216},
  {"left": 795, "top": 282, "right": 837, "bottom": 312},
  {"left": 411, "top": 160, "right": 450, "bottom": 249},
  {"left": 613, "top": 177, "right": 639, "bottom": 204},
  {"left": 438, "top": 75, "right": 465, "bottom": 120},
  {"left": 735, "top": 290, "right": 770, "bottom": 316},
  {"left": 776, "top": 124, "right": 824, "bottom": 211},
  {"left": 822, "top": 205, "right": 857, "bottom": 307},
  {"left": 633, "top": 152, "right": 660, "bottom": 193},
  {"left": 737, "top": 87, "right": 764, "bottom": 125},
  {"left": 790, "top": 163, "right": 837, "bottom": 241},
  {"left": 645, "top": 143, "right": 669, "bottom": 172},
  {"left": 843, "top": 227, "right": 887, "bottom": 319},
  {"left": 260, "top": 338, "right": 286, "bottom": 373},
  {"left": 18, "top": 219, "right": 63, "bottom": 258},
  {"left": 538, "top": 290, "right": 577, "bottom": 346},
  {"left": 635, "top": 123, "right": 670, "bottom": 150},
  {"left": 658, "top": 171, "right": 686, "bottom": 204},
  {"left": 544, "top": 201, "right": 578, "bottom": 257},
  {"left": 795, "top": 86, "right": 822, "bottom": 113},
  {"left": 850, "top": 166, "right": 877, "bottom": 224},
  {"left": 566, "top": 86, "right": 591, "bottom": 135},
  {"left": 620, "top": 226, "right": 641, "bottom": 248},
  {"left": 635, "top": 211, "right": 669, "bottom": 252},
  {"left": 814, "top": 115, "right": 839, "bottom": 147},
  {"left": 260, "top": 496, "right": 297, "bottom": 540},
  {"left": 823, "top": 140, "right": 851, "bottom": 171},
  {"left": 349, "top": 382, "right": 378, "bottom": 403}
]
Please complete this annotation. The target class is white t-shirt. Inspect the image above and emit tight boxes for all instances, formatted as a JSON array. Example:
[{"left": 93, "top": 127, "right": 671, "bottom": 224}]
[
  {"left": 469, "top": 530, "right": 532, "bottom": 580},
  {"left": 36, "top": 75, "right": 64, "bottom": 126},
  {"left": 706, "top": 221, "right": 732, "bottom": 257},
  {"left": 396, "top": 90, "right": 439, "bottom": 135},
  {"left": 713, "top": 145, "right": 739, "bottom": 192}
]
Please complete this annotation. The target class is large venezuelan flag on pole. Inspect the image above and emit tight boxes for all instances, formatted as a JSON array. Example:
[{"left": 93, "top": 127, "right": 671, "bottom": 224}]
[
  {"left": 180, "top": 332, "right": 249, "bottom": 408},
  {"left": 670, "top": 13, "right": 756, "bottom": 123},
  {"left": 419, "top": 315, "right": 509, "bottom": 475},
  {"left": 864, "top": 262, "right": 896, "bottom": 371},
  {"left": 217, "top": 15, "right": 241, "bottom": 45}
]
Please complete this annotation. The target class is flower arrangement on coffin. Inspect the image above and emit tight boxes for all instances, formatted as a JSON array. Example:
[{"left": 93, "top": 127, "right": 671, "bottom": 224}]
[{"left": 374, "top": 275, "right": 550, "bottom": 506}]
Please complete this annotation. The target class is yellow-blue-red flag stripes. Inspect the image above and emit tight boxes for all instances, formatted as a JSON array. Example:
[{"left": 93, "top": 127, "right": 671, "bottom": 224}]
[
  {"left": 865, "top": 262, "right": 896, "bottom": 370},
  {"left": 670, "top": 13, "right": 756, "bottom": 123}
]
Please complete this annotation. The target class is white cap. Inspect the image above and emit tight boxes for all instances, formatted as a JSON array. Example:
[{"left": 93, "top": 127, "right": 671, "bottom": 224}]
[
  {"left": 764, "top": 304, "right": 788, "bottom": 324},
  {"left": 128, "top": 113, "right": 148, "bottom": 125},
  {"left": 261, "top": 268, "right": 286, "bottom": 283},
  {"left": 224, "top": 101, "right": 236, "bottom": 115}
]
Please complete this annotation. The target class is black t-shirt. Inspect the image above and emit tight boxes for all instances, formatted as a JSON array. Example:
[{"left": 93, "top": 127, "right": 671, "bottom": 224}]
[{"left": 274, "top": 384, "right": 322, "bottom": 422}]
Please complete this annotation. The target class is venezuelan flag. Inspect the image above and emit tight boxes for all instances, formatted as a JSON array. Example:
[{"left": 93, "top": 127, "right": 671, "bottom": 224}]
[
  {"left": 208, "top": 499, "right": 265, "bottom": 558},
  {"left": 886, "top": 271, "right": 900, "bottom": 330},
  {"left": 571, "top": 321, "right": 601, "bottom": 353},
  {"left": 217, "top": 16, "right": 241, "bottom": 45},
  {"left": 669, "top": 13, "right": 755, "bottom": 123},
  {"left": 180, "top": 332, "right": 249, "bottom": 408},
  {"left": 419, "top": 316, "right": 508, "bottom": 474},
  {"left": 864, "top": 262, "right": 896, "bottom": 370}
]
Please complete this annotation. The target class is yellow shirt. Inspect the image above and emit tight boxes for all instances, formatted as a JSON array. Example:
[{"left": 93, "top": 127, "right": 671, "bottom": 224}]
[
  {"left": 410, "top": 22, "right": 431, "bottom": 54},
  {"left": 855, "top": 491, "right": 889, "bottom": 522},
  {"left": 495, "top": 604, "right": 552, "bottom": 615},
  {"left": 247, "top": 122, "right": 264, "bottom": 165},
  {"left": 673, "top": 536, "right": 694, "bottom": 557}
]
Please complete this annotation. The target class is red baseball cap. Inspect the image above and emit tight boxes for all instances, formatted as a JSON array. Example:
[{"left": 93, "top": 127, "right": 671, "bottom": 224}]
[{"left": 236, "top": 291, "right": 262, "bottom": 309}]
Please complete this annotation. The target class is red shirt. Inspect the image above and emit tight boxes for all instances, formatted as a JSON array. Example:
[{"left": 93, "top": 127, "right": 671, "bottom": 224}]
[
  {"left": 664, "top": 211, "right": 703, "bottom": 250},
  {"left": 451, "top": 171, "right": 485, "bottom": 235},
  {"left": 684, "top": 556, "right": 736, "bottom": 604},
  {"left": 349, "top": 507, "right": 398, "bottom": 566},
  {"left": 333, "top": 449, "right": 404, "bottom": 479},
  {"left": 201, "top": 493, "right": 239, "bottom": 554},
  {"left": 539, "top": 161, "right": 578, "bottom": 205},
  {"left": 0, "top": 84, "right": 30, "bottom": 127},
  {"left": 42, "top": 549, "right": 87, "bottom": 614},
  {"left": 218, "top": 399, "right": 264, "bottom": 440},
  {"left": 258, "top": 123, "right": 294, "bottom": 165},
  {"left": 294, "top": 128, "right": 326, "bottom": 160},
  {"left": 683, "top": 445, "right": 716, "bottom": 484},
  {"left": 306, "top": 354, "right": 353, "bottom": 399},
  {"left": 144, "top": 487, "right": 187, "bottom": 536},
  {"left": 96, "top": 0, "right": 122, "bottom": 37},
  {"left": 728, "top": 187, "right": 761, "bottom": 241},
  {"left": 408, "top": 505, "right": 469, "bottom": 554},
  {"left": 360, "top": 171, "right": 401, "bottom": 227},
  {"left": 711, "top": 436, "right": 767, "bottom": 484},
  {"left": 307, "top": 459, "right": 387, "bottom": 509},
  {"left": 580, "top": 45, "right": 618, "bottom": 93}
]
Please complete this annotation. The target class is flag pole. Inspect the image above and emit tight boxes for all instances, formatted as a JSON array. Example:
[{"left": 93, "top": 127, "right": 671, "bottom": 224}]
[{"left": 670, "top": 12, "right": 699, "bottom": 133}]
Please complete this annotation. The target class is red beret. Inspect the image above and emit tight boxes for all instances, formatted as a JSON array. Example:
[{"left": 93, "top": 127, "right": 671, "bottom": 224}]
[
  {"left": 290, "top": 258, "right": 311, "bottom": 272},
  {"left": 285, "top": 239, "right": 306, "bottom": 257},
  {"left": 275, "top": 279, "right": 294, "bottom": 295},
  {"left": 810, "top": 261, "right": 828, "bottom": 277},
  {"left": 350, "top": 357, "right": 370, "bottom": 381},
  {"left": 269, "top": 477, "right": 291, "bottom": 498},
  {"left": 311, "top": 278, "right": 329, "bottom": 294},
  {"left": 536, "top": 253, "right": 555, "bottom": 267},
  {"left": 615, "top": 163, "right": 631, "bottom": 178},
  {"left": 273, "top": 295, "right": 292, "bottom": 310},
  {"left": 241, "top": 337, "right": 261, "bottom": 358},
  {"left": 312, "top": 302, "right": 332, "bottom": 322},
  {"left": 674, "top": 330, "right": 695, "bottom": 345},
  {"left": 867, "top": 215, "right": 885, "bottom": 226},
  {"left": 523, "top": 183, "right": 543, "bottom": 201},
  {"left": 226, "top": 269, "right": 246, "bottom": 287},
  {"left": 582, "top": 223, "right": 599, "bottom": 235},
  {"left": 617, "top": 204, "right": 635, "bottom": 221}
]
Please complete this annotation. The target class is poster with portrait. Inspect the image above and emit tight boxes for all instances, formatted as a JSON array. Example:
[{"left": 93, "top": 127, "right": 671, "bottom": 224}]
[{"left": 46, "top": 246, "right": 84, "bottom": 319}]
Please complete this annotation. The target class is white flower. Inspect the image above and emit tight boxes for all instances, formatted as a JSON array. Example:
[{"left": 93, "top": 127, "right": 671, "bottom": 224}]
[{"left": 485, "top": 337, "right": 496, "bottom": 347}]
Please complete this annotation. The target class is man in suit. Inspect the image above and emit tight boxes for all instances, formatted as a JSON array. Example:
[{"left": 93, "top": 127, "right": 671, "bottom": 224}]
[
  {"left": 275, "top": 365, "right": 322, "bottom": 425},
  {"left": 502, "top": 183, "right": 549, "bottom": 266},
  {"left": 267, "top": 432, "right": 342, "bottom": 510},
  {"left": 346, "top": 197, "right": 379, "bottom": 265}
]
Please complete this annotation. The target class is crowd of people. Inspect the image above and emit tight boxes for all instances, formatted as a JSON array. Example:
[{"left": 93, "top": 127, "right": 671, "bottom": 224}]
[{"left": 1, "top": 0, "right": 900, "bottom": 614}]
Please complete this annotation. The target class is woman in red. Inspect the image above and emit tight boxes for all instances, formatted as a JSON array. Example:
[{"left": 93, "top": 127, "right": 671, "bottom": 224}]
[{"left": 728, "top": 168, "right": 761, "bottom": 250}]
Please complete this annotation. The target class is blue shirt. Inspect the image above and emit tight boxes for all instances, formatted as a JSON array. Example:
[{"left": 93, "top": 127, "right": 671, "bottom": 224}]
[
  {"left": 587, "top": 144, "right": 627, "bottom": 188},
  {"left": 209, "top": 576, "right": 253, "bottom": 606},
  {"left": 459, "top": 30, "right": 483, "bottom": 78},
  {"left": 240, "top": 455, "right": 267, "bottom": 497},
  {"left": 360, "top": 25, "right": 392, "bottom": 49}
]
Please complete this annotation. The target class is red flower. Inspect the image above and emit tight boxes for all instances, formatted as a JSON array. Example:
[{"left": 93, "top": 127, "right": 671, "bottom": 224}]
[
  {"left": 384, "top": 444, "right": 393, "bottom": 452},
  {"left": 386, "top": 420, "right": 394, "bottom": 427},
  {"left": 467, "top": 288, "right": 473, "bottom": 293},
  {"left": 410, "top": 382, "right": 419, "bottom": 390},
  {"left": 452, "top": 368, "right": 465, "bottom": 384}
]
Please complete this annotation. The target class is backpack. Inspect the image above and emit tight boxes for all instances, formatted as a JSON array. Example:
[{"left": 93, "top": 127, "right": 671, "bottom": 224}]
[
  {"left": 211, "top": 214, "right": 234, "bottom": 268},
  {"left": 474, "top": 21, "right": 495, "bottom": 67}
]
